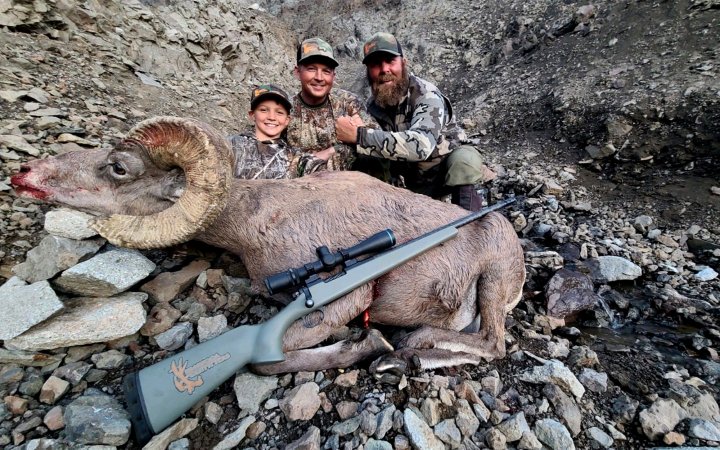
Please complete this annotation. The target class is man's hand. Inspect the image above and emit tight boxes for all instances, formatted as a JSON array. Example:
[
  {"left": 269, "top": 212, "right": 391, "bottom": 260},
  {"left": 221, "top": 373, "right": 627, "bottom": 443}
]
[
  {"left": 314, "top": 146, "right": 336, "bottom": 161},
  {"left": 335, "top": 114, "right": 363, "bottom": 144}
]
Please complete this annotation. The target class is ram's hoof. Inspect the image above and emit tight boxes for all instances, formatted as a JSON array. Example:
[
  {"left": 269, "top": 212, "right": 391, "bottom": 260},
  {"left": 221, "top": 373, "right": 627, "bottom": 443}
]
[{"left": 369, "top": 354, "right": 408, "bottom": 384}]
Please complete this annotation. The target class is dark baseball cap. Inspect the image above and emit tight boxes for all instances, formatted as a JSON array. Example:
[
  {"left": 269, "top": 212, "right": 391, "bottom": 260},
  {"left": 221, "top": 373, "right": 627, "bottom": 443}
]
[
  {"left": 250, "top": 84, "right": 292, "bottom": 112},
  {"left": 297, "top": 37, "right": 339, "bottom": 68},
  {"left": 362, "top": 32, "right": 403, "bottom": 64}
]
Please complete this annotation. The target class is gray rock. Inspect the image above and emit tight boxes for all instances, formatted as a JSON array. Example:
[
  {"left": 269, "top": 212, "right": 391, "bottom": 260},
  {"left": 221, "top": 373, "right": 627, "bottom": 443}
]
[
  {"left": 233, "top": 372, "right": 278, "bottom": 417},
  {"left": 331, "top": 416, "right": 362, "bottom": 436},
  {"left": 12, "top": 235, "right": 103, "bottom": 283},
  {"left": 695, "top": 267, "right": 718, "bottom": 281},
  {"left": 545, "top": 268, "right": 599, "bottom": 318},
  {"left": 455, "top": 399, "right": 480, "bottom": 437},
  {"left": 534, "top": 418, "right": 575, "bottom": 450},
  {"left": 6, "top": 292, "right": 147, "bottom": 351},
  {"left": 578, "top": 368, "right": 608, "bottom": 393},
  {"left": 143, "top": 418, "right": 198, "bottom": 450},
  {"left": 688, "top": 418, "right": 720, "bottom": 441},
  {"left": 44, "top": 209, "right": 98, "bottom": 240},
  {"left": 403, "top": 408, "right": 444, "bottom": 450},
  {"left": 434, "top": 419, "right": 462, "bottom": 447},
  {"left": 496, "top": 411, "right": 531, "bottom": 442},
  {"left": 587, "top": 426, "right": 613, "bottom": 448},
  {"left": 0, "top": 134, "right": 40, "bottom": 156},
  {"left": 279, "top": 382, "right": 321, "bottom": 421},
  {"left": 375, "top": 404, "right": 396, "bottom": 439},
  {"left": 543, "top": 383, "right": 582, "bottom": 436},
  {"left": 53, "top": 361, "right": 92, "bottom": 384},
  {"left": 0, "top": 348, "right": 64, "bottom": 367},
  {"left": 286, "top": 425, "right": 321, "bottom": 449},
  {"left": 64, "top": 391, "right": 131, "bottom": 445},
  {"left": 639, "top": 398, "right": 688, "bottom": 440},
  {"left": 518, "top": 431, "right": 543, "bottom": 450},
  {"left": 154, "top": 322, "right": 193, "bottom": 351},
  {"left": 585, "top": 256, "right": 642, "bottom": 282},
  {"left": 0, "top": 278, "right": 63, "bottom": 340},
  {"left": 53, "top": 247, "right": 155, "bottom": 297},
  {"left": 197, "top": 314, "right": 228, "bottom": 342},
  {"left": 365, "top": 438, "right": 393, "bottom": 450},
  {"left": 212, "top": 415, "right": 255, "bottom": 450},
  {"left": 518, "top": 359, "right": 585, "bottom": 399},
  {"left": 91, "top": 349, "right": 130, "bottom": 369}
]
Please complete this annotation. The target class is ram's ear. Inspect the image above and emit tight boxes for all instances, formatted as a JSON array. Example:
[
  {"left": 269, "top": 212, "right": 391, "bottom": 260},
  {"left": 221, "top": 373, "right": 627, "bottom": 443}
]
[{"left": 160, "top": 168, "right": 186, "bottom": 203}]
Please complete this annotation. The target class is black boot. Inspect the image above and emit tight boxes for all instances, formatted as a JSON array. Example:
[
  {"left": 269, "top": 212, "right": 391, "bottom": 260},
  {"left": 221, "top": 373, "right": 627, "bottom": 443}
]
[{"left": 451, "top": 185, "right": 484, "bottom": 212}]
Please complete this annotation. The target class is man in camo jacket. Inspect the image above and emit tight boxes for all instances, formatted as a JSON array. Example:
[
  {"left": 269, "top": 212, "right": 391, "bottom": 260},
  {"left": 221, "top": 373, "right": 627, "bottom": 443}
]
[
  {"left": 286, "top": 37, "right": 379, "bottom": 175},
  {"left": 335, "top": 32, "right": 495, "bottom": 211}
]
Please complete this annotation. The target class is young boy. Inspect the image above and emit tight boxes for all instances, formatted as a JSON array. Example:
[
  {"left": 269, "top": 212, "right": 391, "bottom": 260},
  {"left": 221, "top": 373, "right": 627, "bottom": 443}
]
[
  {"left": 229, "top": 84, "right": 327, "bottom": 179},
  {"left": 229, "top": 84, "right": 295, "bottom": 180}
]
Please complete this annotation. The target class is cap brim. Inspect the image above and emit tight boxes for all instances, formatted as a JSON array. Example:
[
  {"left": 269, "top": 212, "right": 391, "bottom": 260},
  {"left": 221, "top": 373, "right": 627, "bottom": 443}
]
[
  {"left": 251, "top": 93, "right": 292, "bottom": 112},
  {"left": 297, "top": 54, "right": 339, "bottom": 68},
  {"left": 362, "top": 50, "right": 402, "bottom": 64}
]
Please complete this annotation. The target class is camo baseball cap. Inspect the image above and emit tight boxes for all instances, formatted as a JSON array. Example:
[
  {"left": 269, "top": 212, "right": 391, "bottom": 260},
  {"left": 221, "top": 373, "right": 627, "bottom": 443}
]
[
  {"left": 362, "top": 32, "right": 403, "bottom": 64},
  {"left": 297, "top": 37, "right": 339, "bottom": 68},
  {"left": 250, "top": 84, "right": 292, "bottom": 112}
]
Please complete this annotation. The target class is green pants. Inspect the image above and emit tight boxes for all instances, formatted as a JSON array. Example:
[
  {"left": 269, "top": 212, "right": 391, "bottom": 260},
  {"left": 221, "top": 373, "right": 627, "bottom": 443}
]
[{"left": 353, "top": 145, "right": 489, "bottom": 199}]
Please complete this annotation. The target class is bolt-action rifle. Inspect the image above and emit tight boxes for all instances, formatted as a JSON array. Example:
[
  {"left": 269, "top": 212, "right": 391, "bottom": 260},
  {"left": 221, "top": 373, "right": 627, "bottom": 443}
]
[{"left": 123, "top": 197, "right": 517, "bottom": 444}]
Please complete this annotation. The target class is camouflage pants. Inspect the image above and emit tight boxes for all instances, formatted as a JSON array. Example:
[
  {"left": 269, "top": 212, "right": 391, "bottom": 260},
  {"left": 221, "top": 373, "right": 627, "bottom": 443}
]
[{"left": 353, "top": 145, "right": 489, "bottom": 199}]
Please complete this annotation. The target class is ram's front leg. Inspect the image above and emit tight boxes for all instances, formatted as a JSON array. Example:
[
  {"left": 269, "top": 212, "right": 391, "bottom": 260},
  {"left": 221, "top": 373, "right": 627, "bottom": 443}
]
[{"left": 251, "top": 283, "right": 393, "bottom": 374}]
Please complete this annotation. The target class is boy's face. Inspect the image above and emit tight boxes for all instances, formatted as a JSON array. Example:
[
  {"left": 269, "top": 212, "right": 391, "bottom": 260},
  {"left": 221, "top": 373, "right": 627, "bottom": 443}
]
[
  {"left": 249, "top": 99, "right": 290, "bottom": 141},
  {"left": 294, "top": 60, "right": 335, "bottom": 105}
]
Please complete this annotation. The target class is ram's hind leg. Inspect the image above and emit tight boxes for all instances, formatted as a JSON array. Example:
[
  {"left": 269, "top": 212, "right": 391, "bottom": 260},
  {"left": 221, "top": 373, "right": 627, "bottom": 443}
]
[
  {"left": 253, "top": 328, "right": 393, "bottom": 375},
  {"left": 251, "top": 283, "right": 394, "bottom": 375},
  {"left": 371, "top": 273, "right": 511, "bottom": 374}
]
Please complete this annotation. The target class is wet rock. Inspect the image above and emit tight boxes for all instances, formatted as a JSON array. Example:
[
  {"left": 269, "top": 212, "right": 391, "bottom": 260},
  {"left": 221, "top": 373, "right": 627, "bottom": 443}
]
[
  {"left": 141, "top": 260, "right": 210, "bottom": 303},
  {"left": 233, "top": 372, "right": 278, "bottom": 417},
  {"left": 53, "top": 247, "right": 155, "bottom": 297},
  {"left": 143, "top": 418, "right": 198, "bottom": 450},
  {"left": 12, "top": 235, "right": 103, "bottom": 283},
  {"left": 63, "top": 391, "right": 131, "bottom": 445},
  {"left": 534, "top": 418, "right": 575, "bottom": 450},
  {"left": 585, "top": 256, "right": 642, "bottom": 282},
  {"left": 545, "top": 268, "right": 599, "bottom": 318},
  {"left": 0, "top": 278, "right": 63, "bottom": 340},
  {"left": 403, "top": 408, "right": 444, "bottom": 450},
  {"left": 5, "top": 292, "right": 147, "bottom": 351},
  {"left": 43, "top": 209, "right": 98, "bottom": 240},
  {"left": 279, "top": 382, "right": 321, "bottom": 421}
]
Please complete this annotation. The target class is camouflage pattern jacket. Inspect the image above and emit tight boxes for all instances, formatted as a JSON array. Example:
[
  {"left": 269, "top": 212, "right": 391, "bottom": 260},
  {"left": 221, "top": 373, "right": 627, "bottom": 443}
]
[
  {"left": 357, "top": 75, "right": 467, "bottom": 172},
  {"left": 228, "top": 133, "right": 327, "bottom": 179},
  {"left": 228, "top": 133, "right": 293, "bottom": 179},
  {"left": 286, "top": 89, "right": 378, "bottom": 172}
]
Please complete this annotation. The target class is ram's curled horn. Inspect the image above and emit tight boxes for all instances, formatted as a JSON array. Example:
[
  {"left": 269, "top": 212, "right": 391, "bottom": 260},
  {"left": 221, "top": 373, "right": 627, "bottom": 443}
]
[{"left": 91, "top": 116, "right": 233, "bottom": 249}]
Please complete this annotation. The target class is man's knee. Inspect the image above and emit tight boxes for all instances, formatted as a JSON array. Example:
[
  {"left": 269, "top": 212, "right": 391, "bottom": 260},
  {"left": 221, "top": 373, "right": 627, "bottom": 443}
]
[{"left": 444, "top": 145, "right": 495, "bottom": 187}]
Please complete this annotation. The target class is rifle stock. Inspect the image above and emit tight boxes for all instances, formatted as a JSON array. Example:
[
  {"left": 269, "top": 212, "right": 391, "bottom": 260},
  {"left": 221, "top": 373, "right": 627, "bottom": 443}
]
[{"left": 124, "top": 198, "right": 516, "bottom": 444}]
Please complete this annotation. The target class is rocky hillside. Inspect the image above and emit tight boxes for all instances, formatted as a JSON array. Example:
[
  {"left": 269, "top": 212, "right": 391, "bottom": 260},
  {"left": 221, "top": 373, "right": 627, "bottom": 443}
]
[{"left": 1, "top": 0, "right": 719, "bottom": 449}]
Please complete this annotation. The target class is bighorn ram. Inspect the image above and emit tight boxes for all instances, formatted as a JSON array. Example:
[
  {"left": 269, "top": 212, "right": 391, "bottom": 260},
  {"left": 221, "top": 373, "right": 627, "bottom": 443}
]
[{"left": 11, "top": 117, "right": 525, "bottom": 375}]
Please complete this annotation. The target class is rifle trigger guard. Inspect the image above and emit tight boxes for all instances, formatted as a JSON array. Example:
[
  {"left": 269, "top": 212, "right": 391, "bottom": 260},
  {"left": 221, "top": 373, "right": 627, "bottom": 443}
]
[{"left": 302, "top": 307, "right": 325, "bottom": 329}]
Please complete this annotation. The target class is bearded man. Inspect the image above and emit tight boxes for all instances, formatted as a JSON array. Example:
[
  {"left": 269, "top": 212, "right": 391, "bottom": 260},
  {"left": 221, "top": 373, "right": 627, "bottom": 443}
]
[{"left": 335, "top": 32, "right": 494, "bottom": 211}]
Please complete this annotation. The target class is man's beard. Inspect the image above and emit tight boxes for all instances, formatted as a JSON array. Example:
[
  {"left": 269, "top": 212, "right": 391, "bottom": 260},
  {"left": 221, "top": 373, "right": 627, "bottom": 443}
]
[{"left": 371, "top": 63, "right": 409, "bottom": 108}]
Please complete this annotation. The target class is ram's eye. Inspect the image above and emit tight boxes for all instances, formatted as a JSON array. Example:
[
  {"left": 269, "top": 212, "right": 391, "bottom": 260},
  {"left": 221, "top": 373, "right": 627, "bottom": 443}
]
[{"left": 111, "top": 162, "right": 126, "bottom": 175}]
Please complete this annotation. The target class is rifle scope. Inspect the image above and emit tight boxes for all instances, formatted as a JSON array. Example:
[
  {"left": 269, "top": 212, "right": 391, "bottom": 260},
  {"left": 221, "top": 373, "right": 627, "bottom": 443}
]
[{"left": 264, "top": 229, "right": 396, "bottom": 295}]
